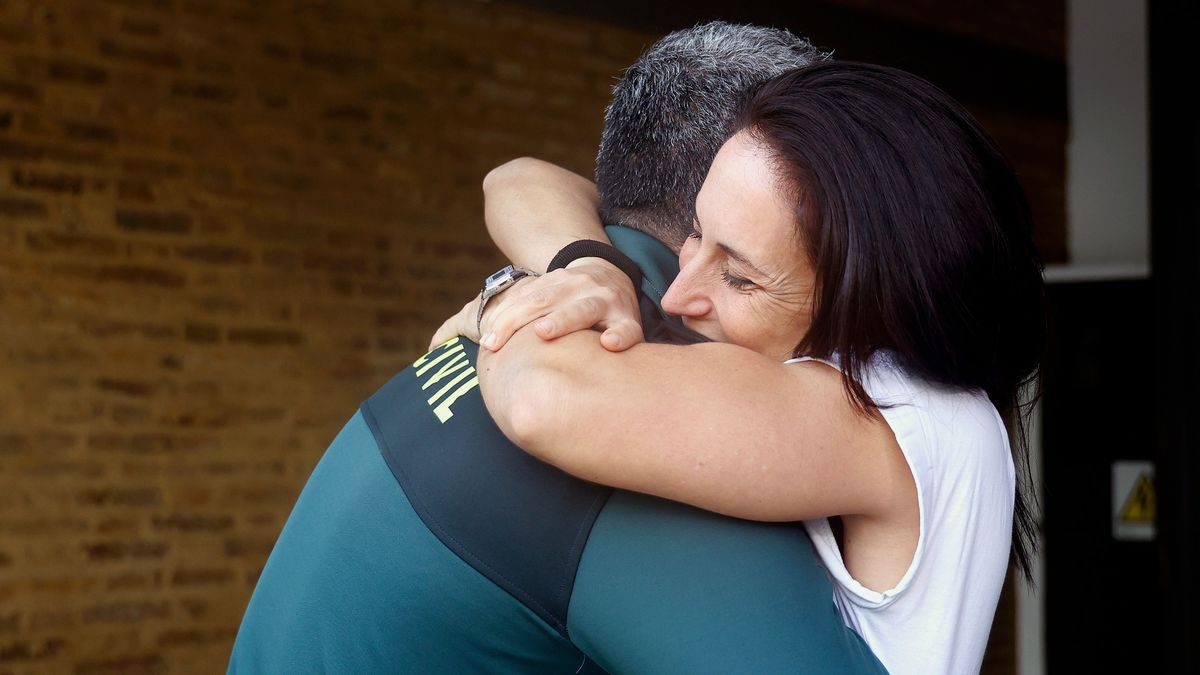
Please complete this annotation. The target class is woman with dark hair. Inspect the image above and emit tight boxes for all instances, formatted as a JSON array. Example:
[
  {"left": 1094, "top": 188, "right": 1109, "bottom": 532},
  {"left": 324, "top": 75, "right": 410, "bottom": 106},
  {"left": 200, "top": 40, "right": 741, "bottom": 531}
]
[{"left": 434, "top": 62, "right": 1044, "bottom": 674}]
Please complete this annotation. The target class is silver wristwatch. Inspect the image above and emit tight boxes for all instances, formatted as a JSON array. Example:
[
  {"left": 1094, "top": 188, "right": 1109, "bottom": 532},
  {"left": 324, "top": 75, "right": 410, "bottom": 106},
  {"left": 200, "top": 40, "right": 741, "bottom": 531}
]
[{"left": 477, "top": 264, "right": 541, "bottom": 332}]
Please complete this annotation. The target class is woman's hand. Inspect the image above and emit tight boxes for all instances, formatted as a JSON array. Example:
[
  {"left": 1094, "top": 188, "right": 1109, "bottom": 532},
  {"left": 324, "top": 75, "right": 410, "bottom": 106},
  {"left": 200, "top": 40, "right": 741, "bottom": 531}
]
[
  {"left": 428, "top": 293, "right": 486, "bottom": 351},
  {"left": 428, "top": 258, "right": 644, "bottom": 353},
  {"left": 480, "top": 258, "right": 643, "bottom": 352}
]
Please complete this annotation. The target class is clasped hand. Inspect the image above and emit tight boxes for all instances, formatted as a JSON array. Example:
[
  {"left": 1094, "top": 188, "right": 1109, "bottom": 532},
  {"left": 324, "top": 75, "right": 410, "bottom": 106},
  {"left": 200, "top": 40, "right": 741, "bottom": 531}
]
[{"left": 429, "top": 258, "right": 644, "bottom": 352}]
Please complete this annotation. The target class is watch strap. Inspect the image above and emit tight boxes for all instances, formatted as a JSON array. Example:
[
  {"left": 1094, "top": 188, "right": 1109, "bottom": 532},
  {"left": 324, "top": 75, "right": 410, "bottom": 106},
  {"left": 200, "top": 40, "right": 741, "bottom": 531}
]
[{"left": 547, "top": 239, "right": 643, "bottom": 292}]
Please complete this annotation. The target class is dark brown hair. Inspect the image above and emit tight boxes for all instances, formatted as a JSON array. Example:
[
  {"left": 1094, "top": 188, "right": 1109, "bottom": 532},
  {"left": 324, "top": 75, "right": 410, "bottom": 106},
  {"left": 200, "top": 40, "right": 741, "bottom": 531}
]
[{"left": 740, "top": 61, "right": 1046, "bottom": 580}]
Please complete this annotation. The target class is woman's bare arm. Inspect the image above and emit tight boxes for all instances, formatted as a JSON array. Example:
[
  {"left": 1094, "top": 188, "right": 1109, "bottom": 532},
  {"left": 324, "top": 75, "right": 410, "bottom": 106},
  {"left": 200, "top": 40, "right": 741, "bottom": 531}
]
[
  {"left": 477, "top": 327, "right": 914, "bottom": 523},
  {"left": 482, "top": 157, "right": 608, "bottom": 269},
  {"left": 473, "top": 162, "right": 910, "bottom": 526},
  {"left": 428, "top": 158, "right": 644, "bottom": 352}
]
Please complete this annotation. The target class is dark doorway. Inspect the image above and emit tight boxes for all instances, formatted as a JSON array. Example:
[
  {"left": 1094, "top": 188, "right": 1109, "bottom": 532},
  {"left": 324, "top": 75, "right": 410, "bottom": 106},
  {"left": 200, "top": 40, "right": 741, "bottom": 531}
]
[
  {"left": 1041, "top": 279, "right": 1160, "bottom": 673},
  {"left": 1149, "top": 0, "right": 1200, "bottom": 668}
]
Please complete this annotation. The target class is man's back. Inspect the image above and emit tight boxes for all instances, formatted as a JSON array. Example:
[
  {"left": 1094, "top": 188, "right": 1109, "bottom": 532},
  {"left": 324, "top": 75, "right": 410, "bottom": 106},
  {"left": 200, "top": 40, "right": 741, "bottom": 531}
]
[
  {"left": 228, "top": 403, "right": 596, "bottom": 672},
  {"left": 229, "top": 227, "right": 885, "bottom": 673}
]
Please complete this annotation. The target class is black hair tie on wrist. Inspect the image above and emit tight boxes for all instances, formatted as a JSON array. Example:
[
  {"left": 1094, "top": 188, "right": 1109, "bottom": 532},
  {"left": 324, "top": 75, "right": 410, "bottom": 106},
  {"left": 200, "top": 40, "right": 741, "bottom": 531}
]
[{"left": 547, "top": 239, "right": 643, "bottom": 291}]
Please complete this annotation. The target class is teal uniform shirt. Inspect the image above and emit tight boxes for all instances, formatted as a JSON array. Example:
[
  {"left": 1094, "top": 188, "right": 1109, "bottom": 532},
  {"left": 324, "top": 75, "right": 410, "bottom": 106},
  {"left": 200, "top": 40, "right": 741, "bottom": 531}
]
[{"left": 228, "top": 227, "right": 886, "bottom": 674}]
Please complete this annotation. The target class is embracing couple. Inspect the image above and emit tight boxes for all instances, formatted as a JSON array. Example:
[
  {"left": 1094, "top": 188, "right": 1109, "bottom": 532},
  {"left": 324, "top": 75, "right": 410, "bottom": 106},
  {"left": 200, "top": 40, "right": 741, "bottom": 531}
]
[{"left": 230, "top": 20, "right": 1043, "bottom": 675}]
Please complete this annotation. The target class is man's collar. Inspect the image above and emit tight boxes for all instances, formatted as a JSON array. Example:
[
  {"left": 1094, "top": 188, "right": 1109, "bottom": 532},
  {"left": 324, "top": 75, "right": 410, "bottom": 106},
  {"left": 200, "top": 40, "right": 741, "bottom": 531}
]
[{"left": 603, "top": 225, "right": 678, "bottom": 303}]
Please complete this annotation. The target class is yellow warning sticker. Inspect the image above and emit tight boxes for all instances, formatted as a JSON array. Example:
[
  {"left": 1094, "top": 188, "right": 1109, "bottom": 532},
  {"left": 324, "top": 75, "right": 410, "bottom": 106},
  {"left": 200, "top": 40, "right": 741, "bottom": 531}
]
[
  {"left": 1112, "top": 461, "right": 1155, "bottom": 541},
  {"left": 1118, "top": 473, "right": 1155, "bottom": 523}
]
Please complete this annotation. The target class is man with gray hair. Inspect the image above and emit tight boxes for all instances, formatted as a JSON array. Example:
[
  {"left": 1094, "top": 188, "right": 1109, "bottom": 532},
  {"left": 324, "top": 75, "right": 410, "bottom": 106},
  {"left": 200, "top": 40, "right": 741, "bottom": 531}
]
[
  {"left": 230, "top": 22, "right": 883, "bottom": 674},
  {"left": 596, "top": 22, "right": 826, "bottom": 247}
]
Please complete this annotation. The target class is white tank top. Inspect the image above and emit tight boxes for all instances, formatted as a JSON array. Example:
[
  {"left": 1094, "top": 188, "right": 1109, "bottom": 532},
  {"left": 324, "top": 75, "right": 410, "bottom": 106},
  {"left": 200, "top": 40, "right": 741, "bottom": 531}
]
[{"left": 786, "top": 353, "right": 1015, "bottom": 675}]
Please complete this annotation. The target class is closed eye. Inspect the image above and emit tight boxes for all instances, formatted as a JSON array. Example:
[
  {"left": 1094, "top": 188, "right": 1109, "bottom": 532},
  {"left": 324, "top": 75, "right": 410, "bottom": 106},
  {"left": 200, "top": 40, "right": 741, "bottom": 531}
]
[{"left": 722, "top": 270, "right": 754, "bottom": 290}]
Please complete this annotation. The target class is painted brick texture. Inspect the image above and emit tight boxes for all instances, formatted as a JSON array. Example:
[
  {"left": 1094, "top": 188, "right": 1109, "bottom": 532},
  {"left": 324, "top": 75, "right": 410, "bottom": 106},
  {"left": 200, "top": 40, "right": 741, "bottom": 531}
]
[{"left": 0, "top": 1, "right": 651, "bottom": 671}]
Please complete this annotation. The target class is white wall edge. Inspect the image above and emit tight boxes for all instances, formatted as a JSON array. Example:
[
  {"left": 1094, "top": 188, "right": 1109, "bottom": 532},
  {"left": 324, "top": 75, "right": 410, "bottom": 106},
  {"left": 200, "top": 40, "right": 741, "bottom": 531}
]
[
  {"left": 1066, "top": 0, "right": 1150, "bottom": 266},
  {"left": 1044, "top": 262, "right": 1151, "bottom": 284}
]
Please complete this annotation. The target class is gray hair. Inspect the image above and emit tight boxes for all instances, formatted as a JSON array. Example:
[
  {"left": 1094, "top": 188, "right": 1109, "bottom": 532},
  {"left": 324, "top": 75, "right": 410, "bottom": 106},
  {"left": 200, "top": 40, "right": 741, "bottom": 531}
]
[{"left": 596, "top": 21, "right": 830, "bottom": 247}]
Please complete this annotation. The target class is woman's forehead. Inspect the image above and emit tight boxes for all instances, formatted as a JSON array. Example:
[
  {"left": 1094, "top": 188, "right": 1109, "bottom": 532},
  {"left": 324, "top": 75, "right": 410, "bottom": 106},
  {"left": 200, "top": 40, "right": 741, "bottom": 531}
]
[{"left": 698, "top": 133, "right": 799, "bottom": 261}]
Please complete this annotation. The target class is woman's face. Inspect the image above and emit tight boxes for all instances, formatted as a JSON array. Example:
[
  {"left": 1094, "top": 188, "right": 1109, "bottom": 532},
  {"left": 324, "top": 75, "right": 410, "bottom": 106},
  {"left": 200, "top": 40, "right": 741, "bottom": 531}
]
[{"left": 662, "top": 131, "right": 817, "bottom": 362}]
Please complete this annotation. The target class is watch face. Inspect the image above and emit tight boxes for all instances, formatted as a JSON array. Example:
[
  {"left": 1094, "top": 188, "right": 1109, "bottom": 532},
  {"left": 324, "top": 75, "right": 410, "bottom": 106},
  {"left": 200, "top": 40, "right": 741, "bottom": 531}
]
[{"left": 483, "top": 265, "right": 517, "bottom": 296}]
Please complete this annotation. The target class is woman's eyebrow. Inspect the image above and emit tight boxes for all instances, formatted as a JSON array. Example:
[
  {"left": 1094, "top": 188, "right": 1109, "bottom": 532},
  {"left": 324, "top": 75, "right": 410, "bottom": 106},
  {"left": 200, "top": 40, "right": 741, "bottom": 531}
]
[{"left": 717, "top": 242, "right": 770, "bottom": 278}]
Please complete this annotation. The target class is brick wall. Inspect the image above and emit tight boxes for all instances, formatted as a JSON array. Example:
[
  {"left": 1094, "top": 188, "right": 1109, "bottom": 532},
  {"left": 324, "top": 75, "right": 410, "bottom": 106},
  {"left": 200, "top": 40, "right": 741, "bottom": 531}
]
[{"left": 0, "top": 1, "right": 651, "bottom": 671}]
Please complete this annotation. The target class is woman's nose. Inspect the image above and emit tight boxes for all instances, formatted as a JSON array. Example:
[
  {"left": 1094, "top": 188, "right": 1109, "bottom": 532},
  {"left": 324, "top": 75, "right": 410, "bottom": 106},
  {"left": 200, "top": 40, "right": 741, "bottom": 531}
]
[{"left": 662, "top": 262, "right": 712, "bottom": 318}]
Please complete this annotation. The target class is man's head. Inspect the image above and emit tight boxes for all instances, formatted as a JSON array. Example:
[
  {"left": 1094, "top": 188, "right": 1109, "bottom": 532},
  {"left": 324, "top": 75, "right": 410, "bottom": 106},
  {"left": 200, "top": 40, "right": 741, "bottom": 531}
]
[{"left": 596, "top": 21, "right": 828, "bottom": 249}]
